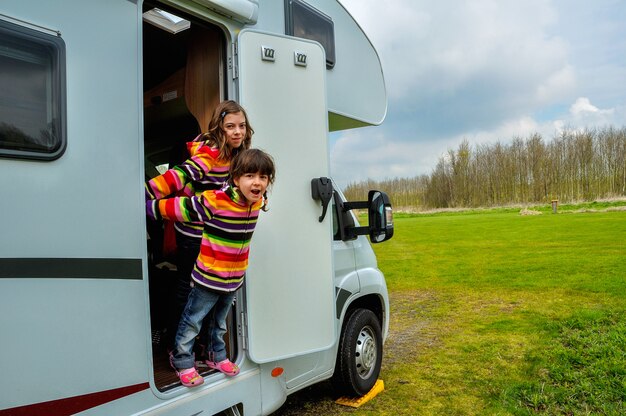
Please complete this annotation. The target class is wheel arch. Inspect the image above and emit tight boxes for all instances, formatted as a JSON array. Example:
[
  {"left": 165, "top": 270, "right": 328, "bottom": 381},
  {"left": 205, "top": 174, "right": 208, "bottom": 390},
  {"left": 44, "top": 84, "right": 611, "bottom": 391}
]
[{"left": 340, "top": 293, "right": 384, "bottom": 335}]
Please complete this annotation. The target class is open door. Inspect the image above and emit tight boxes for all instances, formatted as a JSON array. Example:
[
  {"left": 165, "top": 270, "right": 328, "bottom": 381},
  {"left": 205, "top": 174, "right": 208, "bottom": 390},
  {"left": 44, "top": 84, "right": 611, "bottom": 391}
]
[
  {"left": 142, "top": 5, "right": 228, "bottom": 390},
  {"left": 238, "top": 30, "right": 336, "bottom": 363}
]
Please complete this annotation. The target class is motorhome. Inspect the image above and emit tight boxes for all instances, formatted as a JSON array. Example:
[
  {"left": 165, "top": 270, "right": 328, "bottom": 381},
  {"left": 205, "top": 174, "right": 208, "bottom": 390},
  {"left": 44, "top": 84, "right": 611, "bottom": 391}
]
[{"left": 0, "top": 1, "right": 393, "bottom": 415}]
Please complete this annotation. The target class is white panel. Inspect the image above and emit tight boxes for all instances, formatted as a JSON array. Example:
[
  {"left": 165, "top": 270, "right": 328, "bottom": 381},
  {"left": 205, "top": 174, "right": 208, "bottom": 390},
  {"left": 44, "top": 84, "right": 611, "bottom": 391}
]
[
  {"left": 0, "top": 0, "right": 150, "bottom": 410},
  {"left": 0, "top": 0, "right": 145, "bottom": 259},
  {"left": 238, "top": 30, "right": 336, "bottom": 363},
  {"left": 0, "top": 279, "right": 149, "bottom": 409}
]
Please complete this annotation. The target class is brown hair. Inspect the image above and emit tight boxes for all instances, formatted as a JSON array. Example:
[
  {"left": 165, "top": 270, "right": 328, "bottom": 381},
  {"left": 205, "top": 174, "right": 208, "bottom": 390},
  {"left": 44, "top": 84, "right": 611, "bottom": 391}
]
[
  {"left": 229, "top": 148, "right": 276, "bottom": 186},
  {"left": 200, "top": 100, "right": 254, "bottom": 160}
]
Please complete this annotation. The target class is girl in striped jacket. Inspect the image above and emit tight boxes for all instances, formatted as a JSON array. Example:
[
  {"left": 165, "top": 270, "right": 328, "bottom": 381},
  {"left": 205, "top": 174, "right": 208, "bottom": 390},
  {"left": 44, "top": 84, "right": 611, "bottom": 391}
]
[{"left": 147, "top": 148, "right": 276, "bottom": 387}]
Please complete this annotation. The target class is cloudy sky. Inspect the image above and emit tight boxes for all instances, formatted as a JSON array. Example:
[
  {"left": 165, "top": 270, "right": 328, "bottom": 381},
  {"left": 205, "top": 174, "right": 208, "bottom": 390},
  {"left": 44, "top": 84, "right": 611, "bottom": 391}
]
[{"left": 329, "top": 0, "right": 626, "bottom": 188}]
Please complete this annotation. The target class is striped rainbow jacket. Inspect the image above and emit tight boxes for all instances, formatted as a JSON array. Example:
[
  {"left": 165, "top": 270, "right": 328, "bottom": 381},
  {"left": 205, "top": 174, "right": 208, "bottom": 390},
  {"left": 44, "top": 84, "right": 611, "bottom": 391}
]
[{"left": 147, "top": 185, "right": 262, "bottom": 293}]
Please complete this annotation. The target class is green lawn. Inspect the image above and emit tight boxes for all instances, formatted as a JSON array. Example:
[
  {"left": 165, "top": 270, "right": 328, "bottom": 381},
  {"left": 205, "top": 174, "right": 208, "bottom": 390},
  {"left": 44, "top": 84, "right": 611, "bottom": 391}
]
[
  {"left": 274, "top": 208, "right": 626, "bottom": 415},
  {"left": 367, "top": 210, "right": 626, "bottom": 415}
]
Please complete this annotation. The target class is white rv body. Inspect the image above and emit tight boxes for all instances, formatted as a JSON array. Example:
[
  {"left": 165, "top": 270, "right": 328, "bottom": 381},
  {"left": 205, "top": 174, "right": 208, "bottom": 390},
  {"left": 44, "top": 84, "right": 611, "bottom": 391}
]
[{"left": 0, "top": 1, "right": 391, "bottom": 415}]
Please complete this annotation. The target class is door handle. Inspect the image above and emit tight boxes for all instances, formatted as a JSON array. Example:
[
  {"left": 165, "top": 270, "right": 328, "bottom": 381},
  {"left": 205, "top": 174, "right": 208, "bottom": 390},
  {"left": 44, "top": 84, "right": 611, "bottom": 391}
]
[{"left": 311, "top": 177, "right": 333, "bottom": 222}]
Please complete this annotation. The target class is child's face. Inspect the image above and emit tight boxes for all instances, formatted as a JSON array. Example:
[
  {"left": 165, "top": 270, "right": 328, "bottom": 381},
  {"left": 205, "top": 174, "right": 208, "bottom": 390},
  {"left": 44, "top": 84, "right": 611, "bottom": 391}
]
[
  {"left": 223, "top": 111, "right": 247, "bottom": 149},
  {"left": 234, "top": 172, "right": 270, "bottom": 205}
]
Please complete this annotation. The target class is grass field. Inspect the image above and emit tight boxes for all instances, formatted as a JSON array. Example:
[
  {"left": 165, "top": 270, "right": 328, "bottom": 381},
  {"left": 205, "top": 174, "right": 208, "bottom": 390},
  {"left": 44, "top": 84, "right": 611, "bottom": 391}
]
[{"left": 274, "top": 205, "right": 626, "bottom": 415}]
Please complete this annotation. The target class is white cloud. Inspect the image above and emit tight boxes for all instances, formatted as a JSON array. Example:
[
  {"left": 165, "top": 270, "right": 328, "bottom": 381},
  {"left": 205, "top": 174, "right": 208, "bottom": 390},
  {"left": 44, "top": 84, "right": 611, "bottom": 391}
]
[
  {"left": 570, "top": 97, "right": 610, "bottom": 115},
  {"left": 554, "top": 97, "right": 619, "bottom": 131}
]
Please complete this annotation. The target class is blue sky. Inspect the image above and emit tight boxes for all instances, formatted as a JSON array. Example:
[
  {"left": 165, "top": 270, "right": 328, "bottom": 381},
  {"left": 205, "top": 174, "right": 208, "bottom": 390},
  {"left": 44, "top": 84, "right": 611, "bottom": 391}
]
[{"left": 329, "top": 0, "right": 626, "bottom": 188}]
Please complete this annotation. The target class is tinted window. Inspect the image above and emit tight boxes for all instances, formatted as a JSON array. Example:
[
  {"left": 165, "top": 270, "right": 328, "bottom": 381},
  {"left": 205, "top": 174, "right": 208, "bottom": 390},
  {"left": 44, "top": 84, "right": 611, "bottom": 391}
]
[
  {"left": 0, "top": 19, "right": 66, "bottom": 160},
  {"left": 285, "top": 0, "right": 335, "bottom": 68}
]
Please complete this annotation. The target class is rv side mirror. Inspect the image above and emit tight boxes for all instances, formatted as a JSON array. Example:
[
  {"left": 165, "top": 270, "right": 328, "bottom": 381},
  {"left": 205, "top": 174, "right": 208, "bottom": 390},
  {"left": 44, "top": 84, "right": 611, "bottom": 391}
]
[
  {"left": 368, "top": 190, "right": 394, "bottom": 243},
  {"left": 342, "top": 190, "right": 394, "bottom": 243}
]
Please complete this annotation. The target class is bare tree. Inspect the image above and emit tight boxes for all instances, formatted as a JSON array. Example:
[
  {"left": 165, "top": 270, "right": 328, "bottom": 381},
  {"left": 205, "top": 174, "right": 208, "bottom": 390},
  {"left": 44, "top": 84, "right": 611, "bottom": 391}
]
[{"left": 342, "top": 126, "right": 626, "bottom": 210}]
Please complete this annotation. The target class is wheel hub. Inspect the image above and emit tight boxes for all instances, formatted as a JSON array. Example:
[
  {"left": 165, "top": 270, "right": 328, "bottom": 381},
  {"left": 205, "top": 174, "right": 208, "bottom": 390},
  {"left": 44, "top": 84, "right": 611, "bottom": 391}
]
[{"left": 355, "top": 325, "right": 377, "bottom": 379}]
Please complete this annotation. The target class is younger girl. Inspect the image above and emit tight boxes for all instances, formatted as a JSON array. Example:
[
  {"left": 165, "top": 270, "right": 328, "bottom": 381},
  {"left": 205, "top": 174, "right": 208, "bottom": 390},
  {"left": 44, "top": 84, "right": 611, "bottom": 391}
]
[{"left": 146, "top": 148, "right": 276, "bottom": 387}]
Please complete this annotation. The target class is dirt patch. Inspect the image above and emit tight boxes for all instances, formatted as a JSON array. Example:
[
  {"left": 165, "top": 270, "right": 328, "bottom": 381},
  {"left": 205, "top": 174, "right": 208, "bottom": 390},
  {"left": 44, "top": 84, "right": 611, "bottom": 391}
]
[
  {"left": 519, "top": 208, "right": 542, "bottom": 216},
  {"left": 382, "top": 290, "right": 441, "bottom": 368}
]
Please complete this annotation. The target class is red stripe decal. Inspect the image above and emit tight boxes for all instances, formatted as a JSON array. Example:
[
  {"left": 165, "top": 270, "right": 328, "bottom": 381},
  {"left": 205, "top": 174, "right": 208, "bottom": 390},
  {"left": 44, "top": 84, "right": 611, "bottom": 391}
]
[{"left": 0, "top": 382, "right": 150, "bottom": 416}]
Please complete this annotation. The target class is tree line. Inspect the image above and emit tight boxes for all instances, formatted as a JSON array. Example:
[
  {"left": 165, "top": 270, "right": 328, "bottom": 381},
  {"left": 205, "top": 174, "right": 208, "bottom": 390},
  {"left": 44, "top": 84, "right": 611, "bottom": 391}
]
[{"left": 343, "top": 126, "right": 626, "bottom": 209}]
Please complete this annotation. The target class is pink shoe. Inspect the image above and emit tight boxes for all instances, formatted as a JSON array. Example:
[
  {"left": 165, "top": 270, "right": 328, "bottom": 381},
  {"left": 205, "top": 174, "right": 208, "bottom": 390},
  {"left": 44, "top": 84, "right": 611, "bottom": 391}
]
[
  {"left": 176, "top": 367, "right": 204, "bottom": 387},
  {"left": 169, "top": 351, "right": 204, "bottom": 387},
  {"left": 206, "top": 359, "right": 240, "bottom": 376}
]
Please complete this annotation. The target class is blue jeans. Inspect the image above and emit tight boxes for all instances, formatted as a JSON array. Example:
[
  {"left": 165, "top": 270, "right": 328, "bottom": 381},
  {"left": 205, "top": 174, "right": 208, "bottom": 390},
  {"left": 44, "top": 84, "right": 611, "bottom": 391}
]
[{"left": 171, "top": 284, "right": 237, "bottom": 370}]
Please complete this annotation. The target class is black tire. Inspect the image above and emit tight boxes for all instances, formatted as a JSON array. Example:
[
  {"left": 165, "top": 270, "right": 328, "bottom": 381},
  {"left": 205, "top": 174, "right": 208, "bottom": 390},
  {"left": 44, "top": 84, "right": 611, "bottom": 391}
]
[{"left": 332, "top": 308, "right": 383, "bottom": 396}]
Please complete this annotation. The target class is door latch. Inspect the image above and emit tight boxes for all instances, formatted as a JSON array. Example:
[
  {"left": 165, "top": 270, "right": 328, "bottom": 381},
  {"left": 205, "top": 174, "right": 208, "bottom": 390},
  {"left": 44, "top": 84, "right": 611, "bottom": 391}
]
[{"left": 311, "top": 177, "right": 333, "bottom": 222}]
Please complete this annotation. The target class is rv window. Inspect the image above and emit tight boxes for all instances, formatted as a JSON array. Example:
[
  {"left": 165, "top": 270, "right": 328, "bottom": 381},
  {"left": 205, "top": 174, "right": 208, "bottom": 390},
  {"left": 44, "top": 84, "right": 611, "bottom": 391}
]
[
  {"left": 285, "top": 0, "right": 335, "bottom": 68},
  {"left": 0, "top": 19, "right": 66, "bottom": 160}
]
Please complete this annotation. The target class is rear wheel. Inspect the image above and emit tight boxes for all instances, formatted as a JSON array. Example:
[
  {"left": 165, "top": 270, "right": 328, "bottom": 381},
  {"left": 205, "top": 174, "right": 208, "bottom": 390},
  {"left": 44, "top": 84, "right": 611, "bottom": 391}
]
[{"left": 332, "top": 308, "right": 383, "bottom": 396}]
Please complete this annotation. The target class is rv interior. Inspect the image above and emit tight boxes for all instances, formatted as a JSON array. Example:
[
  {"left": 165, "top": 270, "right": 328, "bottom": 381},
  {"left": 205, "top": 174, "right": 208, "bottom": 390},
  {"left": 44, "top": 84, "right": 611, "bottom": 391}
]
[{"left": 141, "top": 3, "right": 234, "bottom": 391}]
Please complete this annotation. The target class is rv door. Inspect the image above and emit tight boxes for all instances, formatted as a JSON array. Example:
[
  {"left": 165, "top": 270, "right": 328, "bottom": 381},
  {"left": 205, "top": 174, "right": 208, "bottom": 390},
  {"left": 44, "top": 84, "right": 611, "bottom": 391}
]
[{"left": 238, "top": 30, "right": 335, "bottom": 363}]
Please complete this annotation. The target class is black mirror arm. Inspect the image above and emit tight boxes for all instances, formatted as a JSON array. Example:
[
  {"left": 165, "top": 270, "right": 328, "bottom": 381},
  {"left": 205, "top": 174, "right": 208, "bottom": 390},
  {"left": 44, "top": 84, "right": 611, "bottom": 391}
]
[{"left": 342, "top": 201, "right": 368, "bottom": 212}]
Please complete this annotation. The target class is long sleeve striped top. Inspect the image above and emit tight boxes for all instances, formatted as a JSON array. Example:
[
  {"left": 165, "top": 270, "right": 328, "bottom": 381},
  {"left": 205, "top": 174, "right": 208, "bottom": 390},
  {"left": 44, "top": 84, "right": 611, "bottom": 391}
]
[
  {"left": 146, "top": 185, "right": 261, "bottom": 293},
  {"left": 145, "top": 140, "right": 231, "bottom": 238}
]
